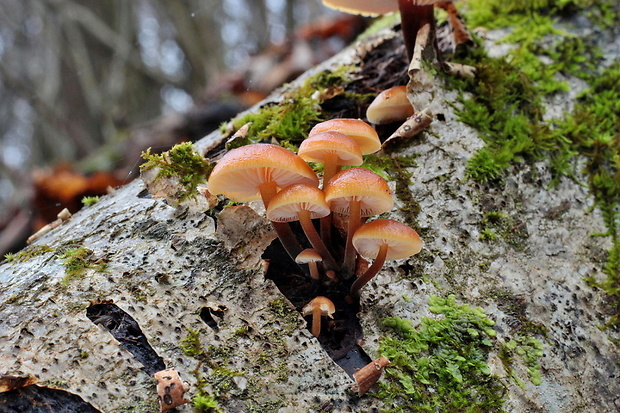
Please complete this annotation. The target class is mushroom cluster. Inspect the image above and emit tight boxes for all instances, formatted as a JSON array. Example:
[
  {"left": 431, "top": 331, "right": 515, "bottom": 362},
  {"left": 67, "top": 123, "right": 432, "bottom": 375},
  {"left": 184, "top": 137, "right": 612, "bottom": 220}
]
[{"left": 207, "top": 118, "right": 422, "bottom": 337}]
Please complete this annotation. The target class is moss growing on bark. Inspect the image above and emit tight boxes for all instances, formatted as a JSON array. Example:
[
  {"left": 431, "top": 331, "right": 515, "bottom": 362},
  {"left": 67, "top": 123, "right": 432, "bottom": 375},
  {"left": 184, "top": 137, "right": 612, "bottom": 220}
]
[
  {"left": 378, "top": 295, "right": 505, "bottom": 412},
  {"left": 140, "top": 142, "right": 213, "bottom": 201}
]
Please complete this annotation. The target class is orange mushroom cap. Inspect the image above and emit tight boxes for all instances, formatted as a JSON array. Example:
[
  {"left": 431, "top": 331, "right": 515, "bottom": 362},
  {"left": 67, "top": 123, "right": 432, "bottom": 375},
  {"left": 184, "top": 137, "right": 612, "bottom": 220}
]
[
  {"left": 297, "top": 131, "right": 363, "bottom": 166},
  {"left": 352, "top": 219, "right": 422, "bottom": 260},
  {"left": 266, "top": 184, "right": 330, "bottom": 222},
  {"left": 295, "top": 248, "right": 323, "bottom": 264},
  {"left": 207, "top": 144, "right": 318, "bottom": 202},
  {"left": 366, "top": 86, "right": 414, "bottom": 124},
  {"left": 309, "top": 119, "right": 381, "bottom": 155},
  {"left": 302, "top": 296, "right": 336, "bottom": 318},
  {"left": 323, "top": 168, "right": 393, "bottom": 216}
]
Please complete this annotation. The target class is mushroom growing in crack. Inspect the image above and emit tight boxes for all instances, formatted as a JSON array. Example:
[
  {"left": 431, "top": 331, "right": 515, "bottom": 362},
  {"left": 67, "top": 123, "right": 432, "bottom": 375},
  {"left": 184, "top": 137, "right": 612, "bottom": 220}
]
[
  {"left": 307, "top": 118, "right": 382, "bottom": 246},
  {"left": 207, "top": 143, "right": 319, "bottom": 260},
  {"left": 296, "top": 249, "right": 323, "bottom": 280},
  {"left": 323, "top": 168, "right": 394, "bottom": 277},
  {"left": 266, "top": 183, "right": 338, "bottom": 271},
  {"left": 366, "top": 85, "right": 415, "bottom": 124},
  {"left": 350, "top": 219, "right": 422, "bottom": 295},
  {"left": 302, "top": 296, "right": 336, "bottom": 337}
]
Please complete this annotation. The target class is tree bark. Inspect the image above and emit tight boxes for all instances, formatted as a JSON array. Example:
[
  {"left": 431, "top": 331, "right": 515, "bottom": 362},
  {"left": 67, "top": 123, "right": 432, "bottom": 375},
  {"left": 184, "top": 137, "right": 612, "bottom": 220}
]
[{"left": 1, "top": 19, "right": 620, "bottom": 413}]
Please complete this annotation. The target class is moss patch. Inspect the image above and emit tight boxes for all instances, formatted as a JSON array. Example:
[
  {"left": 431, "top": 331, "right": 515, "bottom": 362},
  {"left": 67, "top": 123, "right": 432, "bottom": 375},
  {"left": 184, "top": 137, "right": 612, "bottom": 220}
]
[
  {"left": 499, "top": 335, "right": 544, "bottom": 386},
  {"left": 222, "top": 67, "right": 361, "bottom": 150},
  {"left": 180, "top": 327, "right": 204, "bottom": 358},
  {"left": 56, "top": 246, "right": 104, "bottom": 286},
  {"left": 4, "top": 244, "right": 54, "bottom": 263},
  {"left": 450, "top": 0, "right": 620, "bottom": 325},
  {"left": 140, "top": 142, "right": 213, "bottom": 201},
  {"left": 81, "top": 196, "right": 100, "bottom": 207},
  {"left": 378, "top": 295, "right": 505, "bottom": 412}
]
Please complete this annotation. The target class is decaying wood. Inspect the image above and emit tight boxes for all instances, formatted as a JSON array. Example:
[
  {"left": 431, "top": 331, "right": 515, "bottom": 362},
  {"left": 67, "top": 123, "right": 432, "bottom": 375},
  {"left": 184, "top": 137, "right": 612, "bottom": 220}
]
[{"left": 1, "top": 20, "right": 620, "bottom": 413}]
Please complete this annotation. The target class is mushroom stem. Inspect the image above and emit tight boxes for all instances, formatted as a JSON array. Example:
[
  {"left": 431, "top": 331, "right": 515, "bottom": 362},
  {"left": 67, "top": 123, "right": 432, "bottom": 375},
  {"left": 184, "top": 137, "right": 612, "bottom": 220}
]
[
  {"left": 259, "top": 181, "right": 303, "bottom": 262},
  {"left": 343, "top": 199, "right": 361, "bottom": 277},
  {"left": 398, "top": 0, "right": 434, "bottom": 61},
  {"left": 320, "top": 214, "right": 332, "bottom": 248},
  {"left": 297, "top": 210, "right": 338, "bottom": 271},
  {"left": 322, "top": 152, "right": 341, "bottom": 186},
  {"left": 311, "top": 307, "right": 322, "bottom": 337},
  {"left": 317, "top": 151, "right": 338, "bottom": 250},
  {"left": 350, "top": 243, "right": 388, "bottom": 295},
  {"left": 258, "top": 181, "right": 278, "bottom": 207},
  {"left": 308, "top": 262, "right": 320, "bottom": 280}
]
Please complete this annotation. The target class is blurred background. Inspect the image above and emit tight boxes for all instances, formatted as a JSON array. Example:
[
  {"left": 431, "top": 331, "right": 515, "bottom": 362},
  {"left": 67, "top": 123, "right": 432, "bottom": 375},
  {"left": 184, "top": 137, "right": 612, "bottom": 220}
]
[{"left": 0, "top": 0, "right": 371, "bottom": 255}]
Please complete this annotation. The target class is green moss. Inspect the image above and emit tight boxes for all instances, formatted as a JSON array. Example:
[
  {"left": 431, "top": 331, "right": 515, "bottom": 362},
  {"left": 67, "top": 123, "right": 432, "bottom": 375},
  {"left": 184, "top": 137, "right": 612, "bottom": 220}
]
[
  {"left": 180, "top": 327, "right": 204, "bottom": 358},
  {"left": 378, "top": 295, "right": 505, "bottom": 412},
  {"left": 223, "top": 67, "right": 360, "bottom": 150},
  {"left": 446, "top": 2, "right": 620, "bottom": 324},
  {"left": 499, "top": 336, "right": 544, "bottom": 386},
  {"left": 4, "top": 245, "right": 54, "bottom": 263},
  {"left": 140, "top": 142, "right": 213, "bottom": 201},
  {"left": 226, "top": 98, "right": 321, "bottom": 150},
  {"left": 57, "top": 247, "right": 95, "bottom": 285},
  {"left": 480, "top": 228, "right": 498, "bottom": 241},
  {"left": 193, "top": 393, "right": 222, "bottom": 412},
  {"left": 81, "top": 196, "right": 100, "bottom": 207}
]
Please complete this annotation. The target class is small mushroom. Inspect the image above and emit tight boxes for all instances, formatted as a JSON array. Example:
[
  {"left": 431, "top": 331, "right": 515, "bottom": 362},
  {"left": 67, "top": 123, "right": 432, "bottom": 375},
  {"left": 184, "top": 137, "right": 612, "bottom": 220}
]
[
  {"left": 309, "top": 118, "right": 381, "bottom": 155},
  {"left": 296, "top": 249, "right": 323, "bottom": 280},
  {"left": 207, "top": 143, "right": 318, "bottom": 206},
  {"left": 207, "top": 143, "right": 318, "bottom": 261},
  {"left": 302, "top": 296, "right": 336, "bottom": 337},
  {"left": 353, "top": 356, "right": 391, "bottom": 396},
  {"left": 267, "top": 183, "right": 337, "bottom": 270},
  {"left": 298, "top": 131, "right": 363, "bottom": 185},
  {"left": 350, "top": 219, "right": 422, "bottom": 294},
  {"left": 366, "top": 85, "right": 414, "bottom": 124},
  {"left": 307, "top": 119, "right": 380, "bottom": 246},
  {"left": 323, "top": 168, "right": 394, "bottom": 276}
]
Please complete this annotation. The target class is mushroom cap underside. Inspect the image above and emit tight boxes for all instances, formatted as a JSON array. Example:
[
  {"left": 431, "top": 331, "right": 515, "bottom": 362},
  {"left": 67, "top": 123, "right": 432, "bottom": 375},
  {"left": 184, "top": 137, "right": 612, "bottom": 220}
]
[
  {"left": 266, "top": 183, "right": 331, "bottom": 222},
  {"left": 296, "top": 248, "right": 323, "bottom": 264},
  {"left": 298, "top": 131, "right": 363, "bottom": 166}
]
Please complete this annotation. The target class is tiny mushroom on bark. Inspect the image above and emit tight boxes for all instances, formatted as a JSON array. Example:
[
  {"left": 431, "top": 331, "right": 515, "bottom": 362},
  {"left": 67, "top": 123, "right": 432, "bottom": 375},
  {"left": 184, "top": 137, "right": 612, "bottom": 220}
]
[
  {"left": 302, "top": 296, "right": 336, "bottom": 337},
  {"left": 298, "top": 131, "right": 363, "bottom": 185},
  {"left": 295, "top": 248, "right": 323, "bottom": 280},
  {"left": 207, "top": 143, "right": 319, "bottom": 260},
  {"left": 366, "top": 85, "right": 415, "bottom": 124},
  {"left": 350, "top": 219, "right": 422, "bottom": 295},
  {"left": 266, "top": 183, "right": 338, "bottom": 270},
  {"left": 309, "top": 118, "right": 382, "bottom": 155},
  {"left": 323, "top": 168, "right": 394, "bottom": 277}
]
